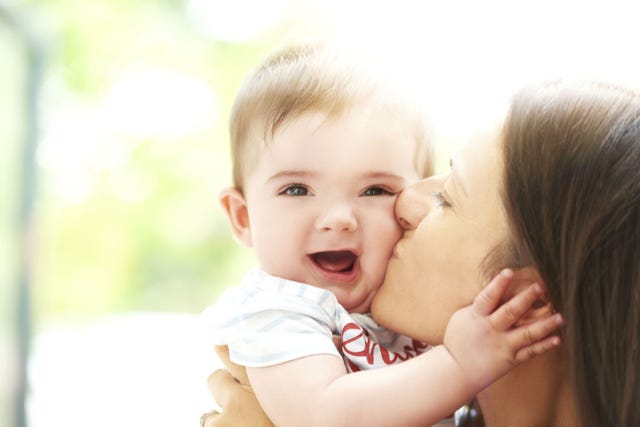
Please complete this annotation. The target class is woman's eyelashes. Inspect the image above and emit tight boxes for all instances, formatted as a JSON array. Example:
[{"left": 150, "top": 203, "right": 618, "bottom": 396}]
[
  {"left": 432, "top": 192, "right": 452, "bottom": 208},
  {"left": 279, "top": 184, "right": 311, "bottom": 196}
]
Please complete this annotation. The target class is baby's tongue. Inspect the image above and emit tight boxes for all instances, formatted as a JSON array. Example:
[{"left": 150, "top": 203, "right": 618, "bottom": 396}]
[{"left": 313, "top": 251, "right": 355, "bottom": 272}]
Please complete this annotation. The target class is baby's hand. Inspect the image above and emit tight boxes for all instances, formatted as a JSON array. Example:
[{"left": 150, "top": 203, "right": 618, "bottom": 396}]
[{"left": 443, "top": 269, "right": 563, "bottom": 390}]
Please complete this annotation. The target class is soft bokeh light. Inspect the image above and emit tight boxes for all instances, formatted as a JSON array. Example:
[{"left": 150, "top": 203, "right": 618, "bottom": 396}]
[
  {"left": 314, "top": 0, "right": 640, "bottom": 142},
  {"left": 38, "top": 100, "right": 110, "bottom": 204},
  {"left": 28, "top": 313, "right": 221, "bottom": 427},
  {"left": 187, "top": 0, "right": 293, "bottom": 41},
  {"left": 103, "top": 66, "right": 219, "bottom": 141}
]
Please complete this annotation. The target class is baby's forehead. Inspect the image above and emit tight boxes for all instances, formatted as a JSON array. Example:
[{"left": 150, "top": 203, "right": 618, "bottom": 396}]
[
  {"left": 238, "top": 93, "right": 432, "bottom": 183},
  {"left": 271, "top": 98, "right": 421, "bottom": 134}
]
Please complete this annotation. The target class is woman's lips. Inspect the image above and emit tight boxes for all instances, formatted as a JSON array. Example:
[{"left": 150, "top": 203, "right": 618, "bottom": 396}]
[{"left": 309, "top": 250, "right": 359, "bottom": 283}]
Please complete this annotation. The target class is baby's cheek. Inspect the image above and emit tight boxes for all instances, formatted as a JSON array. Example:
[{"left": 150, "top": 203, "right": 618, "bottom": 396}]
[{"left": 382, "top": 206, "right": 404, "bottom": 239}]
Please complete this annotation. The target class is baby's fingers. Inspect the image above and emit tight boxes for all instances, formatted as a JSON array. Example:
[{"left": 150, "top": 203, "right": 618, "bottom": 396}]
[
  {"left": 510, "top": 312, "right": 564, "bottom": 361},
  {"left": 490, "top": 282, "right": 543, "bottom": 330},
  {"left": 514, "top": 333, "right": 562, "bottom": 363},
  {"left": 473, "top": 269, "right": 514, "bottom": 316}
]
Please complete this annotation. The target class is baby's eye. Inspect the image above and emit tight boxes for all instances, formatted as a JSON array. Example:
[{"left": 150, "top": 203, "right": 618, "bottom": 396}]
[
  {"left": 432, "top": 192, "right": 452, "bottom": 207},
  {"left": 280, "top": 185, "right": 310, "bottom": 196},
  {"left": 361, "top": 186, "right": 395, "bottom": 197}
]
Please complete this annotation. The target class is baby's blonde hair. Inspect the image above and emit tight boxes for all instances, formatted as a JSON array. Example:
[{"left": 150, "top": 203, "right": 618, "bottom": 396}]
[{"left": 229, "top": 43, "right": 433, "bottom": 193}]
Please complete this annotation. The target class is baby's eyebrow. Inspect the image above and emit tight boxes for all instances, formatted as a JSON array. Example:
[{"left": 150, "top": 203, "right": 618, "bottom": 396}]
[
  {"left": 267, "top": 170, "right": 316, "bottom": 182},
  {"left": 361, "top": 172, "right": 407, "bottom": 181}
]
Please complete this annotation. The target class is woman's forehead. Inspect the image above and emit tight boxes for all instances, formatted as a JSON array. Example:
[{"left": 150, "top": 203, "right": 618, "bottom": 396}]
[{"left": 453, "top": 124, "right": 503, "bottom": 197}]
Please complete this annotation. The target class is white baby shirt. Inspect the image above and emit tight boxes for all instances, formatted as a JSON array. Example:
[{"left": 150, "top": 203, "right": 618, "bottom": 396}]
[{"left": 204, "top": 268, "right": 428, "bottom": 371}]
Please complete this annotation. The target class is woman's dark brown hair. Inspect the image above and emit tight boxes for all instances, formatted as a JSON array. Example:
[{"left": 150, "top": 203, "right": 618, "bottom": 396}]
[{"left": 501, "top": 81, "right": 640, "bottom": 427}]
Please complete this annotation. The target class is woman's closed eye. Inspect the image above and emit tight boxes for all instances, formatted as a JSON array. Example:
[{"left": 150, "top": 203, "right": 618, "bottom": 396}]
[
  {"left": 279, "top": 184, "right": 311, "bottom": 196},
  {"left": 432, "top": 192, "right": 452, "bottom": 207},
  {"left": 361, "top": 185, "right": 396, "bottom": 197}
]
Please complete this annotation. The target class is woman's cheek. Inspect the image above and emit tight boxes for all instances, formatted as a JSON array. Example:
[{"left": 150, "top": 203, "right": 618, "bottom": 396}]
[
  {"left": 370, "top": 266, "right": 402, "bottom": 329},
  {"left": 371, "top": 262, "right": 419, "bottom": 337}
]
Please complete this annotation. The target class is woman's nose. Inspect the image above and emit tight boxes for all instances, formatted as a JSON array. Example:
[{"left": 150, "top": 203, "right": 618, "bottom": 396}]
[
  {"left": 395, "top": 177, "right": 439, "bottom": 230},
  {"left": 315, "top": 203, "right": 358, "bottom": 232}
]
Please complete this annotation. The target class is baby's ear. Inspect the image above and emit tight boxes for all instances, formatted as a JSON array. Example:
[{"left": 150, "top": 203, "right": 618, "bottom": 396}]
[
  {"left": 509, "top": 267, "right": 554, "bottom": 326},
  {"left": 219, "top": 187, "right": 253, "bottom": 247}
]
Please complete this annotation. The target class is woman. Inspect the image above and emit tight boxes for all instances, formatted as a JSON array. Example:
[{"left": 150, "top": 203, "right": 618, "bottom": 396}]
[{"left": 204, "top": 81, "right": 640, "bottom": 427}]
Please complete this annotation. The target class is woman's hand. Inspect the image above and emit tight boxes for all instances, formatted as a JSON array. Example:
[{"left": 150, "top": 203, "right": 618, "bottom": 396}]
[{"left": 200, "top": 345, "right": 274, "bottom": 427}]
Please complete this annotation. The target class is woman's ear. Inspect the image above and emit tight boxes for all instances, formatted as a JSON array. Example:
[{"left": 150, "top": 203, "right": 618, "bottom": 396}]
[
  {"left": 219, "top": 187, "right": 253, "bottom": 247},
  {"left": 509, "top": 267, "right": 555, "bottom": 326}
]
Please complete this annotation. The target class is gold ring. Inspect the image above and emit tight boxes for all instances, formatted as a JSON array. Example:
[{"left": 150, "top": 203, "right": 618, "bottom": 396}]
[{"left": 200, "top": 409, "right": 221, "bottom": 427}]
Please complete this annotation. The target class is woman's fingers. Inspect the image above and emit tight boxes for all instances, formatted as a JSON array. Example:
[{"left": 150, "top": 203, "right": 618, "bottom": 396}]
[
  {"left": 205, "top": 369, "right": 275, "bottom": 427},
  {"left": 214, "top": 345, "right": 250, "bottom": 385},
  {"left": 207, "top": 369, "right": 239, "bottom": 410},
  {"left": 473, "top": 269, "right": 514, "bottom": 316},
  {"left": 509, "top": 312, "right": 564, "bottom": 360},
  {"left": 200, "top": 409, "right": 221, "bottom": 427}
]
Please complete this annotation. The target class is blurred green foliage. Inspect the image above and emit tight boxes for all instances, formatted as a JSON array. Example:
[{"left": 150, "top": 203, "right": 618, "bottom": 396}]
[
  {"left": 0, "top": 0, "right": 322, "bottom": 327},
  {"left": 0, "top": 21, "right": 22, "bottom": 308}
]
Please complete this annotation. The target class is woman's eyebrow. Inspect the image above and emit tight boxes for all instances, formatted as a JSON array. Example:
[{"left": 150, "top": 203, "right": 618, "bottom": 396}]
[{"left": 450, "top": 159, "right": 468, "bottom": 197}]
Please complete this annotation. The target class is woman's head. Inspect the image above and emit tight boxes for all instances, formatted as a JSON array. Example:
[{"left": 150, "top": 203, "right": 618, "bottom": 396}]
[
  {"left": 371, "top": 123, "right": 511, "bottom": 344},
  {"left": 372, "top": 80, "right": 640, "bottom": 427},
  {"left": 501, "top": 81, "right": 640, "bottom": 427}
]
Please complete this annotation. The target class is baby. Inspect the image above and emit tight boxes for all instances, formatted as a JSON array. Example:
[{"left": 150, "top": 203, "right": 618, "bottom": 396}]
[{"left": 205, "top": 43, "right": 561, "bottom": 426}]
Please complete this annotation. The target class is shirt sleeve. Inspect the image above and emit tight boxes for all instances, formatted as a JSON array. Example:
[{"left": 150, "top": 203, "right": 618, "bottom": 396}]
[{"left": 203, "top": 273, "right": 343, "bottom": 367}]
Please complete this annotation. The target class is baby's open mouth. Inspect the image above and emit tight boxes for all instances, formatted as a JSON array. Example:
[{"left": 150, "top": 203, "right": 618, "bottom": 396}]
[{"left": 309, "top": 250, "right": 357, "bottom": 273}]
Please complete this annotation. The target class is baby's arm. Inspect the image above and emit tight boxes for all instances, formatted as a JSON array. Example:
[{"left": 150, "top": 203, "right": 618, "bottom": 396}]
[{"left": 247, "top": 269, "right": 562, "bottom": 427}]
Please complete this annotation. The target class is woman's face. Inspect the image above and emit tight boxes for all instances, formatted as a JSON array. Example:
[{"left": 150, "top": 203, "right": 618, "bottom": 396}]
[{"left": 371, "top": 125, "right": 510, "bottom": 344}]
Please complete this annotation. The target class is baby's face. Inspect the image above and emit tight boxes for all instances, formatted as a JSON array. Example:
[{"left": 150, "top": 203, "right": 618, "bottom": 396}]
[{"left": 242, "top": 108, "right": 420, "bottom": 313}]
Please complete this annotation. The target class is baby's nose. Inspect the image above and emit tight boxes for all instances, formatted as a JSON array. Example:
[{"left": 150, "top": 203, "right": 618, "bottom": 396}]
[{"left": 316, "top": 203, "right": 358, "bottom": 232}]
